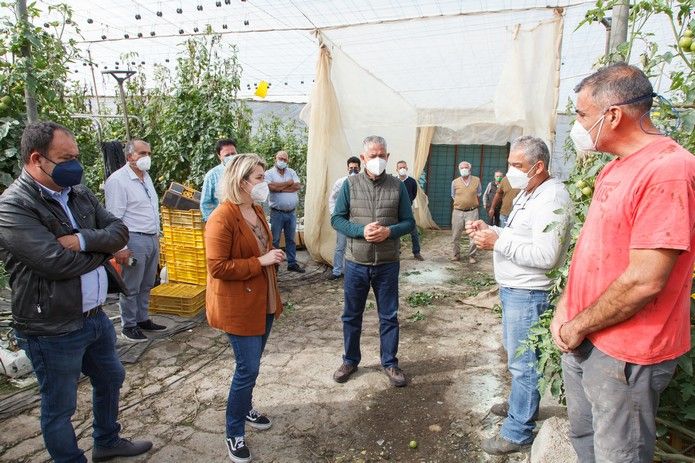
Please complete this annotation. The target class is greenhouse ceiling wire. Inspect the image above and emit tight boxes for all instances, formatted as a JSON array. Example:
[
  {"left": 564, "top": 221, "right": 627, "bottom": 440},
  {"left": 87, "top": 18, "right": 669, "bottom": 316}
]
[{"left": 3, "top": 0, "right": 674, "bottom": 105}]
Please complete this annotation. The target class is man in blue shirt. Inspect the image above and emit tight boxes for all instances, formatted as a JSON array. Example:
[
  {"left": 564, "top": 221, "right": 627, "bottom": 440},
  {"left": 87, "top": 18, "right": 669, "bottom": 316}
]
[
  {"left": 331, "top": 136, "right": 415, "bottom": 387},
  {"left": 265, "top": 150, "right": 304, "bottom": 273},
  {"left": 200, "top": 138, "right": 237, "bottom": 221},
  {"left": 0, "top": 121, "right": 152, "bottom": 462}
]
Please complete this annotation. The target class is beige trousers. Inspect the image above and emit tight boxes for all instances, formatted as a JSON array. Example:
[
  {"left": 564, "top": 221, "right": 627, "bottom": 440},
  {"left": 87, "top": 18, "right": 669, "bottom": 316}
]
[{"left": 451, "top": 208, "right": 478, "bottom": 258}]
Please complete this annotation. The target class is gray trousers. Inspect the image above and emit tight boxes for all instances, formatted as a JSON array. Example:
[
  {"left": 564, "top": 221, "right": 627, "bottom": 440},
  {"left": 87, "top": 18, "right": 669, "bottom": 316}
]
[
  {"left": 119, "top": 233, "right": 159, "bottom": 328},
  {"left": 451, "top": 208, "right": 478, "bottom": 258},
  {"left": 562, "top": 340, "right": 677, "bottom": 463}
]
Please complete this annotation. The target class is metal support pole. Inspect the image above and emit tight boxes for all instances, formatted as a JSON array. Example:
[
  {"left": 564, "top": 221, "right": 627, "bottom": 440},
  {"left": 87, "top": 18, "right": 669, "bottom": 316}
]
[
  {"left": 87, "top": 49, "right": 102, "bottom": 115},
  {"left": 102, "top": 70, "right": 136, "bottom": 141},
  {"left": 16, "top": 0, "right": 38, "bottom": 122},
  {"left": 609, "top": 2, "right": 629, "bottom": 60}
]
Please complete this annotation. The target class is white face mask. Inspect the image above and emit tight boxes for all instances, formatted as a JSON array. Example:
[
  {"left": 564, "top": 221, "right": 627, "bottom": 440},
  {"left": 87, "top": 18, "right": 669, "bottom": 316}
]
[
  {"left": 246, "top": 181, "right": 269, "bottom": 203},
  {"left": 366, "top": 157, "right": 387, "bottom": 176},
  {"left": 460, "top": 168, "right": 470, "bottom": 177},
  {"left": 506, "top": 162, "right": 539, "bottom": 190},
  {"left": 276, "top": 160, "right": 288, "bottom": 170},
  {"left": 135, "top": 156, "right": 151, "bottom": 171},
  {"left": 398, "top": 168, "right": 407, "bottom": 177},
  {"left": 222, "top": 155, "right": 234, "bottom": 166},
  {"left": 570, "top": 115, "right": 606, "bottom": 153}
]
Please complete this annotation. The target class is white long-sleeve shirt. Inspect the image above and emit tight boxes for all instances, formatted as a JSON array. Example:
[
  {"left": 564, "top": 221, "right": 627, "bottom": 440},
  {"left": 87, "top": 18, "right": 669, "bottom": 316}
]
[
  {"left": 491, "top": 177, "right": 572, "bottom": 290},
  {"left": 328, "top": 175, "right": 348, "bottom": 215}
]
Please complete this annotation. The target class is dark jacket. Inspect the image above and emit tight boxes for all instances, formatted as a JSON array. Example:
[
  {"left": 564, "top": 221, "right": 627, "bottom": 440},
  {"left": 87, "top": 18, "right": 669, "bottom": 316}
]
[{"left": 0, "top": 170, "right": 129, "bottom": 335}]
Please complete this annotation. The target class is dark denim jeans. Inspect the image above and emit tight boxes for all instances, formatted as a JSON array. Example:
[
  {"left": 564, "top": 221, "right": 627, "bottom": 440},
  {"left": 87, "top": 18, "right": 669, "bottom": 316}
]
[
  {"left": 410, "top": 227, "right": 421, "bottom": 255},
  {"left": 342, "top": 260, "right": 400, "bottom": 368},
  {"left": 226, "top": 314, "right": 274, "bottom": 438},
  {"left": 14, "top": 310, "right": 125, "bottom": 463},
  {"left": 499, "top": 286, "right": 549, "bottom": 445},
  {"left": 269, "top": 209, "right": 297, "bottom": 266}
]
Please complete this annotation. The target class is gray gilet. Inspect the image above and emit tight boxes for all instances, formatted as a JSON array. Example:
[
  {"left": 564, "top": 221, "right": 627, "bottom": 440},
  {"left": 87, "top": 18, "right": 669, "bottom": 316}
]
[{"left": 345, "top": 172, "right": 401, "bottom": 265}]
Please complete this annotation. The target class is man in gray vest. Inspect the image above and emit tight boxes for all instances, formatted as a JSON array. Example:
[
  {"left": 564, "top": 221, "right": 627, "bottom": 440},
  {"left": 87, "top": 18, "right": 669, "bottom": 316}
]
[{"left": 331, "top": 135, "right": 415, "bottom": 387}]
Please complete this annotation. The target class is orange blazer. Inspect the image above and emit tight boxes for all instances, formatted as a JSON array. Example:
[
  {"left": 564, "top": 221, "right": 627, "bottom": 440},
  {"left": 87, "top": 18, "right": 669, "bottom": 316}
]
[{"left": 205, "top": 201, "right": 282, "bottom": 336}]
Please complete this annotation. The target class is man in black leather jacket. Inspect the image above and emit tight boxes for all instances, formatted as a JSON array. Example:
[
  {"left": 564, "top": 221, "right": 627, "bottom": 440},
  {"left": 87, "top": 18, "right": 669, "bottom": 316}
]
[{"left": 0, "top": 121, "right": 152, "bottom": 463}]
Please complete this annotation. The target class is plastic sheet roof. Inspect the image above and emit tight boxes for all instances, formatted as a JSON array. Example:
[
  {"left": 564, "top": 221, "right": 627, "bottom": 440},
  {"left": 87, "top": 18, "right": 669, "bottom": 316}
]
[{"left": 15, "top": 1, "right": 674, "bottom": 106}]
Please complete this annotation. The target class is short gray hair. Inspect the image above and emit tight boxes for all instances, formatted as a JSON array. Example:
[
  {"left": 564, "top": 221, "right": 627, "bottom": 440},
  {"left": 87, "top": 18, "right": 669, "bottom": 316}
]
[
  {"left": 363, "top": 135, "right": 387, "bottom": 151},
  {"left": 574, "top": 63, "right": 653, "bottom": 117},
  {"left": 125, "top": 139, "right": 149, "bottom": 157},
  {"left": 510, "top": 136, "right": 550, "bottom": 167}
]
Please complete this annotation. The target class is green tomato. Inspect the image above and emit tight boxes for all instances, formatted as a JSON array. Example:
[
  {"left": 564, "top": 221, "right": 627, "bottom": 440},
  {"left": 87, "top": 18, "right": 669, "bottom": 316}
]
[
  {"left": 409, "top": 440, "right": 418, "bottom": 449},
  {"left": 679, "top": 37, "right": 693, "bottom": 50},
  {"left": 685, "top": 29, "right": 694, "bottom": 38},
  {"left": 581, "top": 186, "right": 593, "bottom": 197},
  {"left": 0, "top": 95, "right": 11, "bottom": 105},
  {"left": 575, "top": 180, "right": 587, "bottom": 189}
]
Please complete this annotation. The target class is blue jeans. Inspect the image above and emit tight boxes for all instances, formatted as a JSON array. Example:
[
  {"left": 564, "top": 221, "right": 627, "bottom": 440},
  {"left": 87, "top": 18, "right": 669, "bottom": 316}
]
[
  {"left": 410, "top": 226, "right": 421, "bottom": 255},
  {"left": 342, "top": 260, "right": 400, "bottom": 368},
  {"left": 333, "top": 232, "right": 347, "bottom": 276},
  {"left": 270, "top": 209, "right": 297, "bottom": 266},
  {"left": 226, "top": 314, "right": 274, "bottom": 438},
  {"left": 499, "top": 214, "right": 508, "bottom": 228},
  {"left": 499, "top": 286, "right": 550, "bottom": 444},
  {"left": 14, "top": 310, "right": 125, "bottom": 463}
]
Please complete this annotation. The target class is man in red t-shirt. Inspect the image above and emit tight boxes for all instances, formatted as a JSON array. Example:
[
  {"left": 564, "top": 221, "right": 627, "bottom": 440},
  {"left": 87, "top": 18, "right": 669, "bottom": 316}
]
[{"left": 551, "top": 63, "right": 695, "bottom": 463}]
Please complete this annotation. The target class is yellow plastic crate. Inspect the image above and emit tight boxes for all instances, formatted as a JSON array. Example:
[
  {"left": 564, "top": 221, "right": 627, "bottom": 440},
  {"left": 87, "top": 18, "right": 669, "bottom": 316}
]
[
  {"left": 150, "top": 283, "right": 206, "bottom": 316},
  {"left": 161, "top": 208, "right": 204, "bottom": 229},
  {"left": 164, "top": 242, "right": 207, "bottom": 286},
  {"left": 159, "top": 239, "right": 166, "bottom": 267},
  {"left": 162, "top": 225, "right": 205, "bottom": 249}
]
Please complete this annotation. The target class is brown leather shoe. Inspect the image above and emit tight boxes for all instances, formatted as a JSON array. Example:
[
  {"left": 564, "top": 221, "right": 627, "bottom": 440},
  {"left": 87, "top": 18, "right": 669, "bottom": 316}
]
[
  {"left": 333, "top": 362, "right": 357, "bottom": 383},
  {"left": 383, "top": 366, "right": 407, "bottom": 387}
]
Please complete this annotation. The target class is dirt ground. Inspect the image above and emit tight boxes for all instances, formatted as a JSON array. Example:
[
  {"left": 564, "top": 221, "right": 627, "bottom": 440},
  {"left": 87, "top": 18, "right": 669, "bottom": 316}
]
[{"left": 0, "top": 230, "right": 560, "bottom": 463}]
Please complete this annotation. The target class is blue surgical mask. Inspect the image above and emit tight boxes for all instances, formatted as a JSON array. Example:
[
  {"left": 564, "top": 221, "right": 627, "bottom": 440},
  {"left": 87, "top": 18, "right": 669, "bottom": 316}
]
[
  {"left": 41, "top": 156, "right": 83, "bottom": 187},
  {"left": 276, "top": 160, "right": 288, "bottom": 169}
]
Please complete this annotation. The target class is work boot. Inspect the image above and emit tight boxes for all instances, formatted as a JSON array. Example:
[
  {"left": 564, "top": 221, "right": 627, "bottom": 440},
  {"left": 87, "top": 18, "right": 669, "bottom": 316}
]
[
  {"left": 481, "top": 434, "right": 531, "bottom": 455},
  {"left": 332, "top": 362, "right": 357, "bottom": 383},
  {"left": 383, "top": 366, "right": 407, "bottom": 387}
]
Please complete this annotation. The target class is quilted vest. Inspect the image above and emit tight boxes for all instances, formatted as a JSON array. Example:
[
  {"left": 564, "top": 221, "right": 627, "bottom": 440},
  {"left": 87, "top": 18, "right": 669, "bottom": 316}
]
[{"left": 346, "top": 172, "right": 401, "bottom": 265}]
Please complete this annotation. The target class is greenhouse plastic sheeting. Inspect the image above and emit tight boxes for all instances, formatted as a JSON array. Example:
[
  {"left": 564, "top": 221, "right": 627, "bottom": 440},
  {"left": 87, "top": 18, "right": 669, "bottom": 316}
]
[{"left": 302, "top": 8, "right": 563, "bottom": 264}]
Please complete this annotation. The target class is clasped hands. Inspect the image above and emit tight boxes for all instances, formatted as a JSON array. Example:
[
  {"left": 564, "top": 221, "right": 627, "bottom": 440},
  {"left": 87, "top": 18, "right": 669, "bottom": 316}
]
[{"left": 363, "top": 221, "right": 391, "bottom": 243}]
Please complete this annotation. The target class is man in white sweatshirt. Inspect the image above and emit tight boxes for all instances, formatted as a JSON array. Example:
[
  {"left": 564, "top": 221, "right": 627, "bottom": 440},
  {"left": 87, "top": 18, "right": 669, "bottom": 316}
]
[{"left": 466, "top": 135, "right": 572, "bottom": 455}]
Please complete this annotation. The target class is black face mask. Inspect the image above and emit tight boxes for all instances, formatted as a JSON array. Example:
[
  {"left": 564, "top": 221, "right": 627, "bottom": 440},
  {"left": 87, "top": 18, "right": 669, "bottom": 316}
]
[{"left": 40, "top": 155, "right": 84, "bottom": 187}]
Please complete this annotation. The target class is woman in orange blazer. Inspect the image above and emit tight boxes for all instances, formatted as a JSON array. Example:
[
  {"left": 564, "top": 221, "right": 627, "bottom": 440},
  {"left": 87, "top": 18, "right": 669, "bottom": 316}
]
[{"left": 205, "top": 153, "right": 285, "bottom": 463}]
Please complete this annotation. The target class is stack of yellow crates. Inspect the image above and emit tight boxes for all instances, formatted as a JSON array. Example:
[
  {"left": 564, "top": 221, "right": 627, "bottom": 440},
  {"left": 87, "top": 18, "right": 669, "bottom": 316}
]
[{"left": 151, "top": 208, "right": 207, "bottom": 317}]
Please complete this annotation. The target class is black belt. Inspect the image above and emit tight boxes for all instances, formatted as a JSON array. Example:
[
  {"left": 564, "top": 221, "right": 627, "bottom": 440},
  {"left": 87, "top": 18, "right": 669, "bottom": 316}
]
[
  {"left": 131, "top": 231, "right": 157, "bottom": 236},
  {"left": 456, "top": 207, "right": 478, "bottom": 212},
  {"left": 271, "top": 208, "right": 295, "bottom": 213},
  {"left": 83, "top": 306, "right": 102, "bottom": 318}
]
